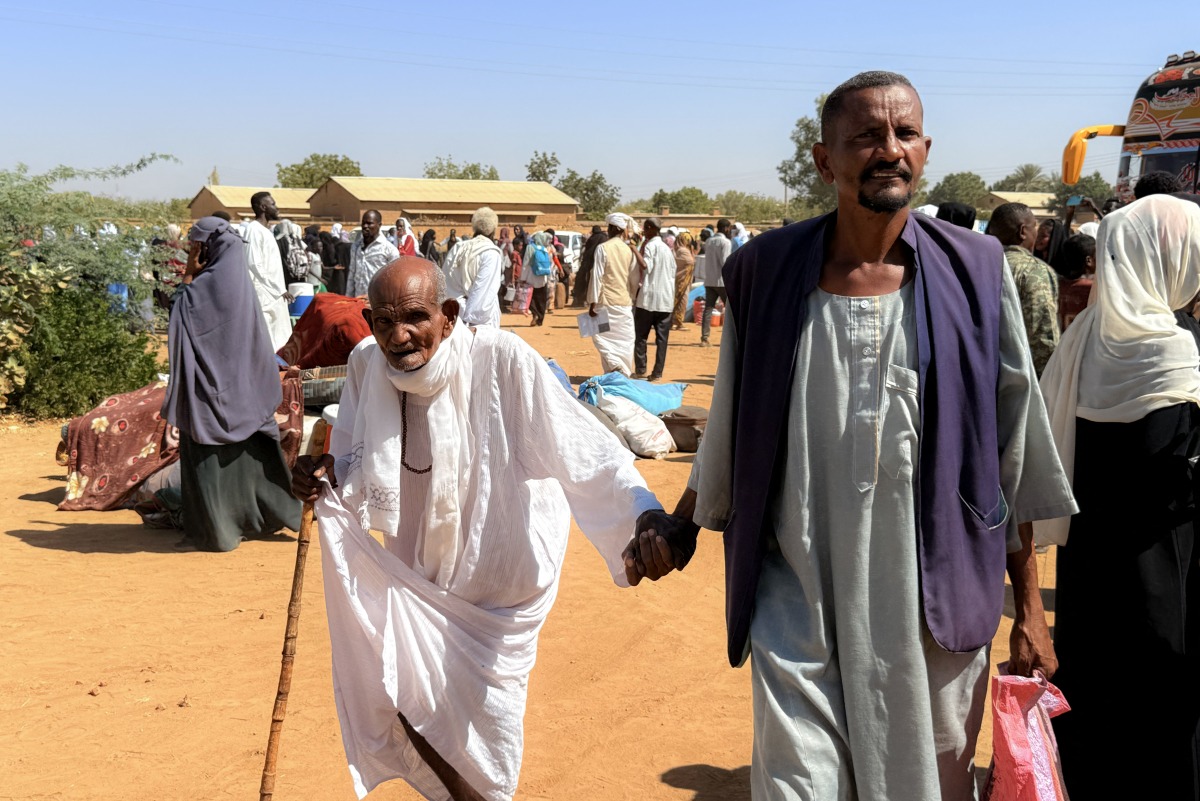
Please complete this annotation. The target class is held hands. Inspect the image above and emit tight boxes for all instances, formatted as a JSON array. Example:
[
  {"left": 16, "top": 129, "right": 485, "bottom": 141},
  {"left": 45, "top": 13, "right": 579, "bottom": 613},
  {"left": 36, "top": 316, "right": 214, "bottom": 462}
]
[
  {"left": 621, "top": 509, "right": 699, "bottom": 586},
  {"left": 291, "top": 453, "right": 337, "bottom": 503}
]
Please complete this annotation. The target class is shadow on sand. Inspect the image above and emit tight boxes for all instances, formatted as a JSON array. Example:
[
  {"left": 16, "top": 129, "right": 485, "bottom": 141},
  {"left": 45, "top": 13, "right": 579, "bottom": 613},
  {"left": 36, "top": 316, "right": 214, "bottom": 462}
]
[
  {"left": 661, "top": 764, "right": 751, "bottom": 801},
  {"left": 20, "top": 487, "right": 65, "bottom": 505},
  {"left": 8, "top": 520, "right": 180, "bottom": 554}
]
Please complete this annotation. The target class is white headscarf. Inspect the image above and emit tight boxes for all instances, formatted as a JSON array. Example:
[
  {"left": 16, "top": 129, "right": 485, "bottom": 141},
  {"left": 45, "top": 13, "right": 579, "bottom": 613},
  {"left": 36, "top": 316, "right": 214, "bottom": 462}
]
[
  {"left": 339, "top": 320, "right": 475, "bottom": 586},
  {"left": 1036, "top": 195, "right": 1200, "bottom": 545},
  {"left": 1077, "top": 221, "right": 1100, "bottom": 238},
  {"left": 398, "top": 217, "right": 418, "bottom": 251},
  {"left": 605, "top": 212, "right": 629, "bottom": 231}
]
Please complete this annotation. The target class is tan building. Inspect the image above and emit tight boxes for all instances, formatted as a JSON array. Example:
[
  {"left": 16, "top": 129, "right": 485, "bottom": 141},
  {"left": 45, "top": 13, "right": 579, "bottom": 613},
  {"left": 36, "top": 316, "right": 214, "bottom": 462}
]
[
  {"left": 188, "top": 185, "right": 314, "bottom": 222},
  {"left": 980, "top": 191, "right": 1096, "bottom": 224},
  {"left": 307, "top": 177, "right": 579, "bottom": 230}
]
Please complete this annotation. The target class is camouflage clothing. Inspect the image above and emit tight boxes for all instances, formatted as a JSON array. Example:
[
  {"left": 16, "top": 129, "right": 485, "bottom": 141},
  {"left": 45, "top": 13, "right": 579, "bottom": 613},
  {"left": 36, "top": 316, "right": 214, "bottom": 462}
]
[{"left": 1004, "top": 245, "right": 1060, "bottom": 377}]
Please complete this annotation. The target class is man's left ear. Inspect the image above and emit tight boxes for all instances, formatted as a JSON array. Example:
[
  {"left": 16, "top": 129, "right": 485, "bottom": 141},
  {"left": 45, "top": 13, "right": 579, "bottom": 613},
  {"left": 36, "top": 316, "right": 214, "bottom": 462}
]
[{"left": 441, "top": 299, "right": 460, "bottom": 331}]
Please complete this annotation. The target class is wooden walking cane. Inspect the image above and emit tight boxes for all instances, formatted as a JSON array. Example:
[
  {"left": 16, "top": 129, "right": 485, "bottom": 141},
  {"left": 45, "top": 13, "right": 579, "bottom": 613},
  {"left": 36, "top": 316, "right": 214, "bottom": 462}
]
[{"left": 260, "top": 418, "right": 329, "bottom": 801}]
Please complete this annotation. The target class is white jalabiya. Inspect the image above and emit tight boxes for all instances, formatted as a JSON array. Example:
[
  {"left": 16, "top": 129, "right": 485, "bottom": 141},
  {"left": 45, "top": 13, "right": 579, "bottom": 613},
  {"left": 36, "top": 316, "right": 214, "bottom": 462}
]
[
  {"left": 242, "top": 220, "right": 293, "bottom": 350},
  {"left": 338, "top": 320, "right": 473, "bottom": 585},
  {"left": 1037, "top": 195, "right": 1200, "bottom": 545},
  {"left": 321, "top": 326, "right": 660, "bottom": 800},
  {"left": 443, "top": 235, "right": 503, "bottom": 327}
]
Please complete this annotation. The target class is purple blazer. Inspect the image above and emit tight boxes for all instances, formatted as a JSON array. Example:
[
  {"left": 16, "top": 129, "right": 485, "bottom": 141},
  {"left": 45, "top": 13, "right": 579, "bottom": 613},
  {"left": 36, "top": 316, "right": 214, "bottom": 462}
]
[{"left": 719, "top": 211, "right": 1006, "bottom": 666}]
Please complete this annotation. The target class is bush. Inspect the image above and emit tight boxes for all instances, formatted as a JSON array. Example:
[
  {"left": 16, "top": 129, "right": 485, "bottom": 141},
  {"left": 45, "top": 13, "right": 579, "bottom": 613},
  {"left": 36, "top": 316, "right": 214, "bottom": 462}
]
[{"left": 10, "top": 288, "right": 161, "bottom": 419}]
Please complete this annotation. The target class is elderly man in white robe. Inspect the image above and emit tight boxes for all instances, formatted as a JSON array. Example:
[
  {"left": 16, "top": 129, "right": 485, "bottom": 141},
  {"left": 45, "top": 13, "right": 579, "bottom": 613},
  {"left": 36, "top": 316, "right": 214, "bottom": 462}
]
[
  {"left": 442, "top": 206, "right": 504, "bottom": 327},
  {"left": 587, "top": 213, "right": 644, "bottom": 375},
  {"left": 292, "top": 256, "right": 667, "bottom": 801}
]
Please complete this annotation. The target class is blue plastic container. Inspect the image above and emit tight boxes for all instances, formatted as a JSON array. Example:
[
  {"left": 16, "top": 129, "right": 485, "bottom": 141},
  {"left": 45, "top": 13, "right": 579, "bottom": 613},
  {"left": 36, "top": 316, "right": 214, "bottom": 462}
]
[{"left": 289, "top": 295, "right": 314, "bottom": 317}]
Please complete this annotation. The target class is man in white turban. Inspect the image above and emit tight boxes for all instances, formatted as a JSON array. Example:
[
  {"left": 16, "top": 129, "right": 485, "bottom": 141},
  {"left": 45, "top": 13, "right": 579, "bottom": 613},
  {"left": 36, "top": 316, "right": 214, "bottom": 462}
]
[
  {"left": 292, "top": 256, "right": 666, "bottom": 801},
  {"left": 587, "top": 213, "right": 644, "bottom": 374}
]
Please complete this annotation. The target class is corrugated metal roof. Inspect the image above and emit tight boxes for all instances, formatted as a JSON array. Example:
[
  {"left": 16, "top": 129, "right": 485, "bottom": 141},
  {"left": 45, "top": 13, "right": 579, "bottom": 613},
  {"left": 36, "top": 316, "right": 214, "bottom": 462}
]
[
  {"left": 400, "top": 208, "right": 544, "bottom": 216},
  {"left": 327, "top": 177, "right": 578, "bottom": 206},
  {"left": 194, "top": 185, "right": 315, "bottom": 209}
]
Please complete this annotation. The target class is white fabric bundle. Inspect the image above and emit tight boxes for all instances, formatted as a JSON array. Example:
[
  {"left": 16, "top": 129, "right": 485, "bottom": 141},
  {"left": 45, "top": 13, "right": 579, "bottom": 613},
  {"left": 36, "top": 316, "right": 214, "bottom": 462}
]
[
  {"left": 596, "top": 390, "right": 675, "bottom": 458},
  {"left": 1036, "top": 195, "right": 1200, "bottom": 545}
]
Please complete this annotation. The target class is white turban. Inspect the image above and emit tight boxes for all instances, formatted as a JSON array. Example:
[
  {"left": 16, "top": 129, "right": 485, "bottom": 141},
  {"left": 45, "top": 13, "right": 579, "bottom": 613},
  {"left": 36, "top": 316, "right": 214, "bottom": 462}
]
[{"left": 605, "top": 213, "right": 629, "bottom": 231}]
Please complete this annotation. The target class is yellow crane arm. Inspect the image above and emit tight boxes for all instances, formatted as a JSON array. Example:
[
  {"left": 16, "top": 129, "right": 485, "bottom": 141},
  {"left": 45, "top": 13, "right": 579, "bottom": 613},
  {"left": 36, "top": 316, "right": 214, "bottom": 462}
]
[{"left": 1062, "top": 125, "right": 1126, "bottom": 184}]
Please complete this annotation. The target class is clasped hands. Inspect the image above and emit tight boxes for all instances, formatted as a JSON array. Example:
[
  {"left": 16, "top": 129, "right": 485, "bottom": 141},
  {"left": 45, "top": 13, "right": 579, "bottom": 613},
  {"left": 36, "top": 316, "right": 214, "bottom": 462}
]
[{"left": 622, "top": 509, "right": 699, "bottom": 586}]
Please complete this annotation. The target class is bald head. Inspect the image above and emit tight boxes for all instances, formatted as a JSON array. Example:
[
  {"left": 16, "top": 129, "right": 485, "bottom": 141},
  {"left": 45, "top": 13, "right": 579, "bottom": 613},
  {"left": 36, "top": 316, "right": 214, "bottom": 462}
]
[{"left": 368, "top": 256, "right": 447, "bottom": 308}]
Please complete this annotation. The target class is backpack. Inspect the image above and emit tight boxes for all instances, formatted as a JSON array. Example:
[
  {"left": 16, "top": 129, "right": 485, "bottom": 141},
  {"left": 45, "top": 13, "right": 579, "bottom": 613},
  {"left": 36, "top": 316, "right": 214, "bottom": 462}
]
[
  {"left": 277, "top": 226, "right": 309, "bottom": 281},
  {"left": 530, "top": 242, "right": 552, "bottom": 276}
]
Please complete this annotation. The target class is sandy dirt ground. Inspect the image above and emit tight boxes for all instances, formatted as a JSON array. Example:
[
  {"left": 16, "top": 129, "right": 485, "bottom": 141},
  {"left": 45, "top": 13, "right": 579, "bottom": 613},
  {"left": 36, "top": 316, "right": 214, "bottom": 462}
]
[{"left": 0, "top": 304, "right": 1056, "bottom": 800}]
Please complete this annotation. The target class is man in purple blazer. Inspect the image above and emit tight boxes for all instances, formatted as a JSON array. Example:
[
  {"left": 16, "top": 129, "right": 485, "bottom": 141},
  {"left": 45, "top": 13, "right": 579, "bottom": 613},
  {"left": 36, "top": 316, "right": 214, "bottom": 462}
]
[{"left": 624, "top": 71, "right": 1076, "bottom": 800}]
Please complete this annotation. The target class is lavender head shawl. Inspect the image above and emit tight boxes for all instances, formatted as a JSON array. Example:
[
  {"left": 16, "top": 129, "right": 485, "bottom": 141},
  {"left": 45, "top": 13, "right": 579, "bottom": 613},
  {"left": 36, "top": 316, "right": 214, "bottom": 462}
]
[{"left": 162, "top": 216, "right": 282, "bottom": 444}]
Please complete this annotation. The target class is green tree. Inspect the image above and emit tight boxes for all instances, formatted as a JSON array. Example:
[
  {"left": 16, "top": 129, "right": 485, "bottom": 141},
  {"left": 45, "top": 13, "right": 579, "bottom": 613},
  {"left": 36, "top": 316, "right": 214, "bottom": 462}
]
[
  {"left": 927, "top": 171, "right": 989, "bottom": 207},
  {"left": 525, "top": 150, "right": 560, "bottom": 184},
  {"left": 990, "top": 163, "right": 1053, "bottom": 192},
  {"left": 615, "top": 198, "right": 653, "bottom": 214},
  {"left": 778, "top": 94, "right": 838, "bottom": 214},
  {"left": 275, "top": 153, "right": 361, "bottom": 188},
  {"left": 0, "top": 156, "right": 178, "bottom": 413},
  {"left": 648, "top": 186, "right": 713, "bottom": 215},
  {"left": 1048, "top": 170, "right": 1113, "bottom": 213},
  {"left": 557, "top": 169, "right": 620, "bottom": 218},
  {"left": 713, "top": 190, "right": 785, "bottom": 223},
  {"left": 423, "top": 155, "right": 500, "bottom": 181}
]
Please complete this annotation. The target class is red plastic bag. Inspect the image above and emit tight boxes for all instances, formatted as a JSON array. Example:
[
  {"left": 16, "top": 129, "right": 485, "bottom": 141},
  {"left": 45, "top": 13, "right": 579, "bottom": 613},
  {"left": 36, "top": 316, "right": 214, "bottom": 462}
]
[{"left": 981, "top": 668, "right": 1071, "bottom": 801}]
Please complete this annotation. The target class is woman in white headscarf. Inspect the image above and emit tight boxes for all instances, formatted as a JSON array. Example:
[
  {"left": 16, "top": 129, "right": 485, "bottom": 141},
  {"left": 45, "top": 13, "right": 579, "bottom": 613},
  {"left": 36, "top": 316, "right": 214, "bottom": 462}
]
[
  {"left": 1037, "top": 194, "right": 1200, "bottom": 800},
  {"left": 396, "top": 217, "right": 418, "bottom": 257}
]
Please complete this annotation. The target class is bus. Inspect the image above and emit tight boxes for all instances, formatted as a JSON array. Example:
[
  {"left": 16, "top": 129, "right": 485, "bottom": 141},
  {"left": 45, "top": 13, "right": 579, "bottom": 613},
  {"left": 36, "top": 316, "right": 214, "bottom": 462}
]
[{"left": 1063, "top": 51, "right": 1200, "bottom": 199}]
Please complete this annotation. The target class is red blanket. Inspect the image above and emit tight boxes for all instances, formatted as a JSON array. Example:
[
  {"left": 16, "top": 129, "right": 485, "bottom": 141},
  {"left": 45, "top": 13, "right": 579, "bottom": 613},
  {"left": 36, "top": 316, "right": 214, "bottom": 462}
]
[{"left": 277, "top": 293, "right": 371, "bottom": 369}]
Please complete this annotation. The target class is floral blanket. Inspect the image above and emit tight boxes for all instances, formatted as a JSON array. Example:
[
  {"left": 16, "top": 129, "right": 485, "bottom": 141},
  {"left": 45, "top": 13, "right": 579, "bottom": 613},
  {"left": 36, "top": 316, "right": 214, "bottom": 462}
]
[{"left": 59, "top": 368, "right": 303, "bottom": 512}]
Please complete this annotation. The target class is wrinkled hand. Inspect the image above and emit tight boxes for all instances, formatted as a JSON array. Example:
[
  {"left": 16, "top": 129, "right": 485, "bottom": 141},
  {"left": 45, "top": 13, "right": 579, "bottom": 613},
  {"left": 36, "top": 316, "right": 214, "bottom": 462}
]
[
  {"left": 292, "top": 453, "right": 336, "bottom": 503},
  {"left": 588, "top": 303, "right": 598, "bottom": 318},
  {"left": 622, "top": 509, "right": 698, "bottom": 586},
  {"left": 1008, "top": 618, "right": 1058, "bottom": 679}
]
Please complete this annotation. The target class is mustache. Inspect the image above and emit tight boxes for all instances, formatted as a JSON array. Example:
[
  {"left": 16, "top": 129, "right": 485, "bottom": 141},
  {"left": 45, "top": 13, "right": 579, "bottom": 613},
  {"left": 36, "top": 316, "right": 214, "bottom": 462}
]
[{"left": 860, "top": 161, "right": 912, "bottom": 183}]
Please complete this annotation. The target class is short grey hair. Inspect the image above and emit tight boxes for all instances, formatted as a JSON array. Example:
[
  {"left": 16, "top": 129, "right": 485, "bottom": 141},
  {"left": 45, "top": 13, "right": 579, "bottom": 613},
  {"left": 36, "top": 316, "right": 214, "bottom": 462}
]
[
  {"left": 820, "top": 71, "right": 917, "bottom": 142},
  {"left": 433, "top": 261, "right": 447, "bottom": 303},
  {"left": 471, "top": 206, "right": 498, "bottom": 237}
]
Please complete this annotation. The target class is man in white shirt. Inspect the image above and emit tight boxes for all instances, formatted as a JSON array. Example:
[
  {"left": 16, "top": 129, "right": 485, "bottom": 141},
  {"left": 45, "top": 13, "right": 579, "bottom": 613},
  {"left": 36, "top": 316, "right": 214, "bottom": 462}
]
[
  {"left": 442, "top": 207, "right": 503, "bottom": 327},
  {"left": 633, "top": 217, "right": 677, "bottom": 380},
  {"left": 243, "top": 191, "right": 293, "bottom": 351},
  {"left": 347, "top": 209, "right": 400, "bottom": 298},
  {"left": 700, "top": 218, "right": 733, "bottom": 347}
]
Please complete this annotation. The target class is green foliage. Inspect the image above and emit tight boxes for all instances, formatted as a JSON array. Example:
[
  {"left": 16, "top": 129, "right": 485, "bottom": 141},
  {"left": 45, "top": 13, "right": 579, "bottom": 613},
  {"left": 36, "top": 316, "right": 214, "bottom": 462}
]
[
  {"left": 275, "top": 153, "right": 361, "bottom": 188},
  {"left": 990, "top": 163, "right": 1053, "bottom": 192},
  {"left": 0, "top": 157, "right": 177, "bottom": 412},
  {"left": 928, "top": 171, "right": 989, "bottom": 208},
  {"left": 1048, "top": 171, "right": 1113, "bottom": 213},
  {"left": 648, "top": 186, "right": 713, "bottom": 215},
  {"left": 713, "top": 190, "right": 784, "bottom": 223},
  {"left": 10, "top": 288, "right": 159, "bottom": 419},
  {"left": 614, "top": 198, "right": 652, "bottom": 214},
  {"left": 557, "top": 169, "right": 621, "bottom": 218},
  {"left": 423, "top": 155, "right": 500, "bottom": 181},
  {"left": 778, "top": 94, "right": 838, "bottom": 214},
  {"left": 525, "top": 151, "right": 560, "bottom": 184}
]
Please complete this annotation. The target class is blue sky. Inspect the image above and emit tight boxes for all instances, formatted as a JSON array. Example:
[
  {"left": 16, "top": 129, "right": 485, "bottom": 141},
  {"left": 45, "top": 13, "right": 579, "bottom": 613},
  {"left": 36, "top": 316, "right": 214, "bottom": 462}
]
[{"left": 1, "top": 0, "right": 1187, "bottom": 203}]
